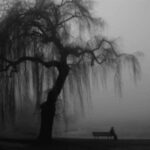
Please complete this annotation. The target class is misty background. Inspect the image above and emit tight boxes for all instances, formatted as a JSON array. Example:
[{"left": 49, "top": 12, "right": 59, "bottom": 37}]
[
  {"left": 63, "top": 0, "right": 150, "bottom": 139},
  {"left": 80, "top": 0, "right": 150, "bottom": 139}
]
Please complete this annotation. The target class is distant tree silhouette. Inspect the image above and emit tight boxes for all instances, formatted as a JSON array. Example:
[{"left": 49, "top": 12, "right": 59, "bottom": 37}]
[{"left": 0, "top": 0, "right": 141, "bottom": 142}]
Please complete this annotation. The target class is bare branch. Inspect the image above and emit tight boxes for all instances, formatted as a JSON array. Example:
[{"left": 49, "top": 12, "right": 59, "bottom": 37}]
[
  {"left": 58, "top": 14, "right": 80, "bottom": 26},
  {"left": 0, "top": 56, "right": 60, "bottom": 72},
  {"left": 58, "top": 0, "right": 72, "bottom": 8}
]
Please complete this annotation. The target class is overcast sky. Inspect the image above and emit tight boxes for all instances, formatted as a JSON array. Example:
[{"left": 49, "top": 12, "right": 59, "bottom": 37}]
[{"left": 79, "top": 0, "right": 150, "bottom": 139}]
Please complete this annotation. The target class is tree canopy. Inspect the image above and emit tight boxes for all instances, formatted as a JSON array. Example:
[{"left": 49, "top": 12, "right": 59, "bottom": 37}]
[{"left": 0, "top": 0, "right": 140, "bottom": 132}]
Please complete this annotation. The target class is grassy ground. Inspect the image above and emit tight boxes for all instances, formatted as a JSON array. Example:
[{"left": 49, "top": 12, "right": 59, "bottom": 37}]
[{"left": 1, "top": 138, "right": 150, "bottom": 150}]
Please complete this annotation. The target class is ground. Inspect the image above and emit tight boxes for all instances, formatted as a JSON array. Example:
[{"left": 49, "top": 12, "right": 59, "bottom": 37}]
[{"left": 0, "top": 138, "right": 150, "bottom": 150}]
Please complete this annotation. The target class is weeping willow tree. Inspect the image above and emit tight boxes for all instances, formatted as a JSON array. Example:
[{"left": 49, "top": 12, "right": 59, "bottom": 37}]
[{"left": 0, "top": 0, "right": 140, "bottom": 141}]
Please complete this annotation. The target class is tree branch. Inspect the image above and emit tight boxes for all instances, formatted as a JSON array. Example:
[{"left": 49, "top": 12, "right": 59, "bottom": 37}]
[
  {"left": 58, "top": 0, "right": 73, "bottom": 8},
  {"left": 58, "top": 14, "right": 80, "bottom": 26},
  {"left": 0, "top": 56, "right": 60, "bottom": 72},
  {"left": 65, "top": 38, "right": 119, "bottom": 65}
]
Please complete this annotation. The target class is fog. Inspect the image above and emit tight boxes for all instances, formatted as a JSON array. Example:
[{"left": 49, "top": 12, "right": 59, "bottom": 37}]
[{"left": 79, "top": 0, "right": 150, "bottom": 139}]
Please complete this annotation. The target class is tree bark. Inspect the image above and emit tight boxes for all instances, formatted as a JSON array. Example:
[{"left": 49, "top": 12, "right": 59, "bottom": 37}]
[
  {"left": 38, "top": 101, "right": 55, "bottom": 142},
  {"left": 38, "top": 63, "right": 69, "bottom": 142}
]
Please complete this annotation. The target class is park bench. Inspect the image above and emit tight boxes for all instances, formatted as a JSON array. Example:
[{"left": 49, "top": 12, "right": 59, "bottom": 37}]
[{"left": 92, "top": 127, "right": 118, "bottom": 140}]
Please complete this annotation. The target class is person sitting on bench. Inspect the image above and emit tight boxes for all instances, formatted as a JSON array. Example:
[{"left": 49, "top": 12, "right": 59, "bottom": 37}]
[{"left": 110, "top": 127, "right": 118, "bottom": 140}]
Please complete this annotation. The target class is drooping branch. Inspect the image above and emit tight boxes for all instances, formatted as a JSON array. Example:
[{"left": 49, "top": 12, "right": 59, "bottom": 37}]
[
  {"left": 58, "top": 0, "right": 73, "bottom": 8},
  {"left": 58, "top": 14, "right": 80, "bottom": 26},
  {"left": 65, "top": 38, "right": 119, "bottom": 66},
  {"left": 0, "top": 56, "right": 60, "bottom": 72}
]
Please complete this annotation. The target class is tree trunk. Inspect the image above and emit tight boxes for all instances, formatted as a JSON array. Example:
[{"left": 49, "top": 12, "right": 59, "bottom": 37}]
[
  {"left": 38, "top": 63, "right": 69, "bottom": 142},
  {"left": 38, "top": 101, "right": 55, "bottom": 143}
]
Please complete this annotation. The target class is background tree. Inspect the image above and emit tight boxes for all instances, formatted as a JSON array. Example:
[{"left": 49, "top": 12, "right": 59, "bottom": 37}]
[{"left": 0, "top": 0, "right": 140, "bottom": 142}]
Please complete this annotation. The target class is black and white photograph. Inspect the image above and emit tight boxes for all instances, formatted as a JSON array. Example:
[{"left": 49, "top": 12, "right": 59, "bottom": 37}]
[{"left": 0, "top": 0, "right": 149, "bottom": 149}]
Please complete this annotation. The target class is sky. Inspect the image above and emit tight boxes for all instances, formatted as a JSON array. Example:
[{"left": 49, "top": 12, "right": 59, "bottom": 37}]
[{"left": 77, "top": 0, "right": 150, "bottom": 139}]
